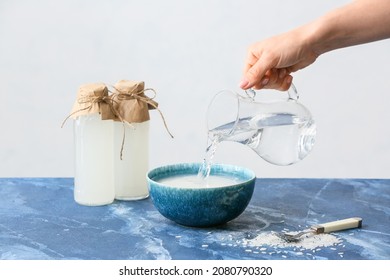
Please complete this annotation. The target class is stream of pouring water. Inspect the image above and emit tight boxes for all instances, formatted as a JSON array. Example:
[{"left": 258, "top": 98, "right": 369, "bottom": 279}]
[{"left": 197, "top": 134, "right": 221, "bottom": 181}]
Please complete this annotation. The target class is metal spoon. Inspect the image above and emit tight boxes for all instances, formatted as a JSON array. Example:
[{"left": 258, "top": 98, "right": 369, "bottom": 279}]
[{"left": 277, "top": 217, "right": 363, "bottom": 242}]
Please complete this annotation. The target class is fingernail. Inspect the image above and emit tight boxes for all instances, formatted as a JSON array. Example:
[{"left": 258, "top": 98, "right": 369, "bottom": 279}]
[
  {"left": 261, "top": 77, "right": 269, "bottom": 86},
  {"left": 286, "top": 75, "right": 293, "bottom": 85},
  {"left": 239, "top": 79, "right": 250, "bottom": 88}
]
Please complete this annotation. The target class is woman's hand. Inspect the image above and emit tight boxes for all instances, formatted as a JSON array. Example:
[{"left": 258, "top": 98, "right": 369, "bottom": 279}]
[
  {"left": 239, "top": 0, "right": 390, "bottom": 91},
  {"left": 239, "top": 28, "right": 319, "bottom": 91}
]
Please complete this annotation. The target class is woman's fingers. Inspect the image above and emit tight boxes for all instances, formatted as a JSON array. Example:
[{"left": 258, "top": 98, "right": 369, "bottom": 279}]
[{"left": 250, "top": 68, "right": 293, "bottom": 91}]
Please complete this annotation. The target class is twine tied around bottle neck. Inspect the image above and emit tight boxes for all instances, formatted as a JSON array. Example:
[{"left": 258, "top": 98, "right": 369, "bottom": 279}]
[
  {"left": 110, "top": 86, "right": 174, "bottom": 138},
  {"left": 61, "top": 92, "right": 133, "bottom": 160},
  {"left": 61, "top": 82, "right": 174, "bottom": 160}
]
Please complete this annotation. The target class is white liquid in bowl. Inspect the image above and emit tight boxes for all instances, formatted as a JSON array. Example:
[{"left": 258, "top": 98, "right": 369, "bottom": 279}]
[{"left": 158, "top": 174, "right": 244, "bottom": 188}]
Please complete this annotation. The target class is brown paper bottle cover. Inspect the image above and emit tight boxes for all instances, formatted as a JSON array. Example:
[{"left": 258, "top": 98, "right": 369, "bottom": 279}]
[
  {"left": 112, "top": 80, "right": 158, "bottom": 123},
  {"left": 64, "top": 80, "right": 172, "bottom": 138},
  {"left": 69, "top": 83, "right": 116, "bottom": 120}
]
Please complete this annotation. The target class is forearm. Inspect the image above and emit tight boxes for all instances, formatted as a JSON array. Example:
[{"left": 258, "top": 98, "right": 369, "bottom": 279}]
[
  {"left": 304, "top": 0, "right": 390, "bottom": 55},
  {"left": 240, "top": 0, "right": 390, "bottom": 90}
]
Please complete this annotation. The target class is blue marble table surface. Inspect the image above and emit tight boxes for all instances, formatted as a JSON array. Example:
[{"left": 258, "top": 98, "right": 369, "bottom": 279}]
[{"left": 0, "top": 178, "right": 389, "bottom": 260}]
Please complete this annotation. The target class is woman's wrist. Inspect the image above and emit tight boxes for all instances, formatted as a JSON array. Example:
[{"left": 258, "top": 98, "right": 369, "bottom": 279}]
[{"left": 300, "top": 15, "right": 338, "bottom": 57}]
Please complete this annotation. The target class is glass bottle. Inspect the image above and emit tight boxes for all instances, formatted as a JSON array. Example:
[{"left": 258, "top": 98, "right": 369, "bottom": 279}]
[
  {"left": 113, "top": 80, "right": 150, "bottom": 200},
  {"left": 114, "top": 121, "right": 149, "bottom": 200},
  {"left": 74, "top": 113, "right": 115, "bottom": 205},
  {"left": 72, "top": 84, "right": 115, "bottom": 206}
]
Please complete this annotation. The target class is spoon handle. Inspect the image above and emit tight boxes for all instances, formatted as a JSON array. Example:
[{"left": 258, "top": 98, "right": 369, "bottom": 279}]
[{"left": 311, "top": 217, "right": 362, "bottom": 234}]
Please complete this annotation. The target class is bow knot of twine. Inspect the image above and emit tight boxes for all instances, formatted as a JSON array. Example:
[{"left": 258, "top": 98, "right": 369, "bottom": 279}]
[
  {"left": 110, "top": 86, "right": 174, "bottom": 139},
  {"left": 111, "top": 86, "right": 173, "bottom": 133},
  {"left": 62, "top": 85, "right": 173, "bottom": 160}
]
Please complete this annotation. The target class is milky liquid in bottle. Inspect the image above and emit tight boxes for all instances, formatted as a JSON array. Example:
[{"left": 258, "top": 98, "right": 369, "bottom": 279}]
[
  {"left": 113, "top": 121, "right": 150, "bottom": 200},
  {"left": 74, "top": 113, "right": 115, "bottom": 206}
]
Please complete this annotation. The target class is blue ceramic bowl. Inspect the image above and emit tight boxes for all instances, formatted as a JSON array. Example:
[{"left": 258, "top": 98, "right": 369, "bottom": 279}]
[{"left": 147, "top": 163, "right": 256, "bottom": 227}]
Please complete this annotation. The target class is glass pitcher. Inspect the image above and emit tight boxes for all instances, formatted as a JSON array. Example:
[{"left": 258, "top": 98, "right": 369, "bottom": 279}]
[{"left": 206, "top": 84, "right": 316, "bottom": 166}]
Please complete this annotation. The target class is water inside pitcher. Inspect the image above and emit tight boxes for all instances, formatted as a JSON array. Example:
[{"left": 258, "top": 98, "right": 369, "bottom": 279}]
[{"left": 206, "top": 84, "right": 316, "bottom": 166}]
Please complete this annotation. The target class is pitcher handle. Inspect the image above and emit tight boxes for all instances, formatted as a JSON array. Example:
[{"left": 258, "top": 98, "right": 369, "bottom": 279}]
[
  {"left": 288, "top": 83, "right": 299, "bottom": 101},
  {"left": 245, "top": 83, "right": 299, "bottom": 101}
]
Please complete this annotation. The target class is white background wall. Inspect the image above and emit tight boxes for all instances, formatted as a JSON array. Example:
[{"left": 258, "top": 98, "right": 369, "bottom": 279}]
[{"left": 1, "top": 0, "right": 389, "bottom": 178}]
